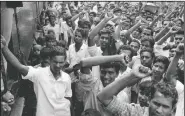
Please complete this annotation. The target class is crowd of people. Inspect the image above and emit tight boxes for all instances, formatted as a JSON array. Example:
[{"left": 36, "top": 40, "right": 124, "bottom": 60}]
[{"left": 1, "top": 1, "right": 184, "bottom": 116}]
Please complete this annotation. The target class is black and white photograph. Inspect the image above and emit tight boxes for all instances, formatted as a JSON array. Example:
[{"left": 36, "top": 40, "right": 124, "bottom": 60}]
[{"left": 1, "top": 1, "right": 184, "bottom": 116}]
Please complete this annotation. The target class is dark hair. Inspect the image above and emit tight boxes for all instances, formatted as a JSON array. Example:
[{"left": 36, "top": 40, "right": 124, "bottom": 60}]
[
  {"left": 117, "top": 45, "right": 134, "bottom": 58},
  {"left": 140, "top": 48, "right": 155, "bottom": 58},
  {"left": 139, "top": 80, "right": 154, "bottom": 99},
  {"left": 141, "top": 36, "right": 155, "bottom": 48},
  {"left": 37, "top": 37, "right": 46, "bottom": 46},
  {"left": 175, "top": 18, "right": 184, "bottom": 26},
  {"left": 81, "top": 108, "right": 101, "bottom": 116},
  {"left": 144, "top": 27, "right": 154, "bottom": 36},
  {"left": 99, "top": 28, "right": 112, "bottom": 36},
  {"left": 75, "top": 28, "right": 89, "bottom": 39},
  {"left": 175, "top": 30, "right": 184, "bottom": 35},
  {"left": 151, "top": 82, "right": 178, "bottom": 108},
  {"left": 131, "top": 39, "right": 141, "bottom": 48},
  {"left": 135, "top": 27, "right": 142, "bottom": 34},
  {"left": 100, "top": 62, "right": 120, "bottom": 74},
  {"left": 40, "top": 47, "right": 52, "bottom": 59},
  {"left": 63, "top": 15, "right": 72, "bottom": 22},
  {"left": 45, "top": 34, "right": 56, "bottom": 42},
  {"left": 89, "top": 12, "right": 96, "bottom": 17},
  {"left": 153, "top": 55, "right": 170, "bottom": 71},
  {"left": 78, "top": 19, "right": 91, "bottom": 29},
  {"left": 50, "top": 46, "right": 66, "bottom": 59}
]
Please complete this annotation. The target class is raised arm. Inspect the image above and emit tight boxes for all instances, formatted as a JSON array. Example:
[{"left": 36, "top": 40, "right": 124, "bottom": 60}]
[
  {"left": 80, "top": 54, "right": 128, "bottom": 67},
  {"left": 71, "top": 11, "right": 86, "bottom": 22},
  {"left": 1, "top": 35, "right": 29, "bottom": 76},
  {"left": 154, "top": 25, "right": 170, "bottom": 42},
  {"left": 156, "top": 26, "right": 180, "bottom": 45},
  {"left": 149, "top": 13, "right": 164, "bottom": 28},
  {"left": 165, "top": 43, "right": 184, "bottom": 86},
  {"left": 88, "top": 13, "right": 113, "bottom": 46},
  {"left": 97, "top": 65, "right": 151, "bottom": 105},
  {"left": 127, "top": 18, "right": 149, "bottom": 35}
]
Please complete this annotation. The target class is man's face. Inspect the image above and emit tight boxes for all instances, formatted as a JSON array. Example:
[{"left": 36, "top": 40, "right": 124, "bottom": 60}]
[
  {"left": 89, "top": 13, "right": 94, "bottom": 20},
  {"left": 141, "top": 41, "right": 152, "bottom": 49},
  {"left": 140, "top": 51, "right": 153, "bottom": 67},
  {"left": 118, "top": 49, "right": 132, "bottom": 62},
  {"left": 141, "top": 29, "right": 152, "bottom": 38},
  {"left": 50, "top": 56, "right": 66, "bottom": 74},
  {"left": 174, "top": 34, "right": 184, "bottom": 45},
  {"left": 175, "top": 20, "right": 182, "bottom": 27},
  {"left": 149, "top": 91, "right": 173, "bottom": 116},
  {"left": 49, "top": 16, "right": 56, "bottom": 26},
  {"left": 114, "top": 11, "right": 122, "bottom": 16},
  {"left": 138, "top": 89, "right": 151, "bottom": 107},
  {"left": 169, "top": 48, "right": 176, "bottom": 59},
  {"left": 33, "top": 45, "right": 42, "bottom": 56},
  {"left": 163, "top": 21, "right": 170, "bottom": 27},
  {"left": 46, "top": 40, "right": 57, "bottom": 48},
  {"left": 74, "top": 31, "right": 83, "bottom": 44},
  {"left": 152, "top": 62, "right": 166, "bottom": 79},
  {"left": 66, "top": 19, "right": 72, "bottom": 27},
  {"left": 41, "top": 58, "right": 50, "bottom": 67},
  {"left": 132, "top": 30, "right": 141, "bottom": 39},
  {"left": 93, "top": 17, "right": 100, "bottom": 25},
  {"left": 100, "top": 33, "right": 109, "bottom": 49},
  {"left": 100, "top": 67, "right": 118, "bottom": 87},
  {"left": 130, "top": 42, "right": 140, "bottom": 53}
]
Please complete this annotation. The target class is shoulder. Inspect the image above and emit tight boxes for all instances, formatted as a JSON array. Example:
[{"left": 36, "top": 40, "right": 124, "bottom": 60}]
[{"left": 62, "top": 71, "right": 71, "bottom": 82}]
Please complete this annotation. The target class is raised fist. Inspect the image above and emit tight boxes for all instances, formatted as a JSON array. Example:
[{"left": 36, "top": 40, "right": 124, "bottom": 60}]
[
  {"left": 131, "top": 64, "right": 152, "bottom": 78},
  {"left": 176, "top": 43, "right": 184, "bottom": 55}
]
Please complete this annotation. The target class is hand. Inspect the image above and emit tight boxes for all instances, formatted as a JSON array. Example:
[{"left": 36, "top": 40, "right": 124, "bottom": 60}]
[
  {"left": 169, "top": 26, "right": 181, "bottom": 34},
  {"left": 131, "top": 64, "right": 152, "bottom": 78},
  {"left": 1, "top": 35, "right": 6, "bottom": 49},
  {"left": 105, "top": 12, "right": 114, "bottom": 21},
  {"left": 178, "top": 60, "right": 184, "bottom": 71},
  {"left": 120, "top": 53, "right": 130, "bottom": 66},
  {"left": 176, "top": 43, "right": 184, "bottom": 55},
  {"left": 139, "top": 18, "right": 149, "bottom": 26},
  {"left": 1, "top": 102, "right": 11, "bottom": 112},
  {"left": 2, "top": 91, "right": 15, "bottom": 105}
]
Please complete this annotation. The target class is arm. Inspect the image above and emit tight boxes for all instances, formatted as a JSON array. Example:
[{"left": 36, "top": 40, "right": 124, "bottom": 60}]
[
  {"left": 156, "top": 32, "right": 172, "bottom": 45},
  {"left": 114, "top": 24, "right": 121, "bottom": 41},
  {"left": 154, "top": 26, "right": 169, "bottom": 42},
  {"left": 1, "top": 36, "right": 29, "bottom": 76},
  {"left": 97, "top": 65, "right": 151, "bottom": 105},
  {"left": 157, "top": 26, "right": 181, "bottom": 45},
  {"left": 88, "top": 14, "right": 113, "bottom": 46},
  {"left": 71, "top": 11, "right": 85, "bottom": 22},
  {"left": 149, "top": 14, "right": 163, "bottom": 28},
  {"left": 165, "top": 43, "right": 184, "bottom": 86},
  {"left": 80, "top": 54, "right": 126, "bottom": 67}
]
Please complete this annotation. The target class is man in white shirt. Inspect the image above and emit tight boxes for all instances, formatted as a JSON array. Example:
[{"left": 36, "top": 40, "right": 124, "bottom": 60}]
[
  {"left": 67, "top": 28, "right": 90, "bottom": 68},
  {"left": 43, "top": 14, "right": 60, "bottom": 41},
  {"left": 1, "top": 36, "right": 72, "bottom": 116}
]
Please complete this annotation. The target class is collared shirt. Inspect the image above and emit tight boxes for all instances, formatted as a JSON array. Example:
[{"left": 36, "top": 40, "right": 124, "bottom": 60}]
[
  {"left": 23, "top": 66, "right": 72, "bottom": 116},
  {"left": 105, "top": 96, "right": 149, "bottom": 116},
  {"left": 43, "top": 24, "right": 60, "bottom": 41},
  {"left": 67, "top": 43, "right": 90, "bottom": 68}
]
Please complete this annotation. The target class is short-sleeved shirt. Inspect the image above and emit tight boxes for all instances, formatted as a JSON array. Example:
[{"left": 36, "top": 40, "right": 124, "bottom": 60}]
[
  {"left": 23, "top": 66, "right": 72, "bottom": 116},
  {"left": 67, "top": 43, "right": 90, "bottom": 68},
  {"left": 105, "top": 96, "right": 149, "bottom": 116}
]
